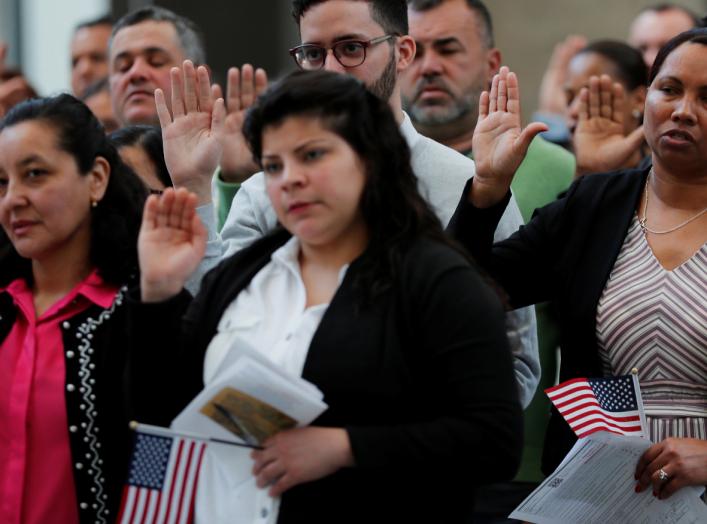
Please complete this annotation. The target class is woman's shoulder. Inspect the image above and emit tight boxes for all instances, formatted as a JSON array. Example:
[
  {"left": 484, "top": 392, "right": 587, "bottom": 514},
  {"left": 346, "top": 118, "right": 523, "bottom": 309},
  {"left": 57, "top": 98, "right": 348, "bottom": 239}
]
[
  {"left": 541, "top": 166, "right": 649, "bottom": 228},
  {"left": 567, "top": 166, "right": 649, "bottom": 197},
  {"left": 396, "top": 236, "right": 506, "bottom": 318},
  {"left": 400, "top": 236, "right": 483, "bottom": 289}
]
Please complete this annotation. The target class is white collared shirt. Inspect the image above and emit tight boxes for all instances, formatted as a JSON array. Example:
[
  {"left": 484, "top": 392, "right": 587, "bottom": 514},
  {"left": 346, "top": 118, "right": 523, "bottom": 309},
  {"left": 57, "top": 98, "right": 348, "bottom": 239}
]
[{"left": 195, "top": 236, "right": 348, "bottom": 524}]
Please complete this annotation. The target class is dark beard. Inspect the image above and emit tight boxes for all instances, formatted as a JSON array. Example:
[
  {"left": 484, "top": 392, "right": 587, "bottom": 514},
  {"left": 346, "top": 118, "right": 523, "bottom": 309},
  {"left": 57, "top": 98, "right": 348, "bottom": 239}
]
[{"left": 367, "top": 52, "right": 397, "bottom": 102}]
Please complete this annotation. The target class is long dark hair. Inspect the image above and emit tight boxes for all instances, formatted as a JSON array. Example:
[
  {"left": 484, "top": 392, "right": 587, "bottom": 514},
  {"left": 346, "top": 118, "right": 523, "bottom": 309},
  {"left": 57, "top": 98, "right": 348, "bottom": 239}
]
[
  {"left": 109, "top": 125, "right": 173, "bottom": 189},
  {"left": 0, "top": 94, "right": 147, "bottom": 286},
  {"left": 243, "top": 69, "right": 461, "bottom": 301}
]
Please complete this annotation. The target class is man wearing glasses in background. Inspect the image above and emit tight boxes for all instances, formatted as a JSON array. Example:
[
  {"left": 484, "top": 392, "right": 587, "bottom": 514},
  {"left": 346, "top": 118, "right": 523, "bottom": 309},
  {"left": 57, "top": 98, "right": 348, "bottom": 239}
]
[{"left": 209, "top": 0, "right": 540, "bottom": 410}]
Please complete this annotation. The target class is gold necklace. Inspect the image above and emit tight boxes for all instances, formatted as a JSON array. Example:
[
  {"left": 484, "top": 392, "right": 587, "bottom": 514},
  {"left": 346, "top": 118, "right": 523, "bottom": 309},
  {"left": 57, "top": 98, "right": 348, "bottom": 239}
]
[{"left": 639, "top": 169, "right": 707, "bottom": 235}]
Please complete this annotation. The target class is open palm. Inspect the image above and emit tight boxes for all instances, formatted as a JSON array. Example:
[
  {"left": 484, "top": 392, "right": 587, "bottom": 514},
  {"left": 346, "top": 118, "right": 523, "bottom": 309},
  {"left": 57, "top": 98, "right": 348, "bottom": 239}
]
[
  {"left": 138, "top": 188, "right": 207, "bottom": 302},
  {"left": 573, "top": 75, "right": 644, "bottom": 176},
  {"left": 471, "top": 67, "right": 547, "bottom": 207},
  {"left": 214, "top": 65, "right": 268, "bottom": 183},
  {"left": 156, "top": 60, "right": 225, "bottom": 204}
]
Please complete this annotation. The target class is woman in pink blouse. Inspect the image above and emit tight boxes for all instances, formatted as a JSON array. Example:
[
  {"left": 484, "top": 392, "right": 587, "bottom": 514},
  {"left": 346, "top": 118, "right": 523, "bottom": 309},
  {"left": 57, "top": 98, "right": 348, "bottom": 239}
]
[{"left": 0, "top": 94, "right": 146, "bottom": 524}]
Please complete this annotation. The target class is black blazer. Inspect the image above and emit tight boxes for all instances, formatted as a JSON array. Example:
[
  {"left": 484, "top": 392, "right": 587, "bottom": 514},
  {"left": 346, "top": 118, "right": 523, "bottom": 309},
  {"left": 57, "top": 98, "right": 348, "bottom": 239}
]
[
  {"left": 447, "top": 167, "right": 650, "bottom": 475},
  {"left": 127, "top": 230, "right": 522, "bottom": 523}
]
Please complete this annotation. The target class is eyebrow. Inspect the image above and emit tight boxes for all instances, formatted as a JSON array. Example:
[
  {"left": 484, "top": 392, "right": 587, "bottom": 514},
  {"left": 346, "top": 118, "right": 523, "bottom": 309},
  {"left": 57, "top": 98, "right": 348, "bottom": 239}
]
[
  {"left": 262, "top": 138, "right": 330, "bottom": 158},
  {"left": 432, "top": 37, "right": 462, "bottom": 47},
  {"left": 113, "top": 47, "right": 170, "bottom": 62},
  {"left": 18, "top": 154, "right": 47, "bottom": 167},
  {"left": 303, "top": 33, "right": 369, "bottom": 45},
  {"left": 293, "top": 138, "right": 329, "bottom": 153},
  {"left": 658, "top": 76, "right": 682, "bottom": 84}
]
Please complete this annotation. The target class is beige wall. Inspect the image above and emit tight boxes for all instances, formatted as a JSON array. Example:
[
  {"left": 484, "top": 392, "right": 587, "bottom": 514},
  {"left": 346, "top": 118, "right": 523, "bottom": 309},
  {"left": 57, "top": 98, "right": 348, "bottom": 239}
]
[{"left": 486, "top": 0, "right": 706, "bottom": 120}]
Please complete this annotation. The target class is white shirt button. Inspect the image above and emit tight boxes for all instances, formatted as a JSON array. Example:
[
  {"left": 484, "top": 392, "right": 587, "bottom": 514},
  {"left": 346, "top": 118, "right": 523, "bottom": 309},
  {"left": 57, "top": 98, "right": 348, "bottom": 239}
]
[
  {"left": 66, "top": 351, "right": 74, "bottom": 358},
  {"left": 66, "top": 384, "right": 76, "bottom": 392},
  {"left": 75, "top": 462, "right": 83, "bottom": 470},
  {"left": 62, "top": 321, "right": 70, "bottom": 329},
  {"left": 69, "top": 425, "right": 78, "bottom": 432}
]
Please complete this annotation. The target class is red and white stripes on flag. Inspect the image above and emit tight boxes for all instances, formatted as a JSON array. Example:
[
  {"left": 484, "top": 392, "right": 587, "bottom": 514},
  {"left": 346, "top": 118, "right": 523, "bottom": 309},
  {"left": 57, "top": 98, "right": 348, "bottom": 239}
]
[
  {"left": 545, "top": 375, "right": 647, "bottom": 439},
  {"left": 117, "top": 430, "right": 206, "bottom": 524}
]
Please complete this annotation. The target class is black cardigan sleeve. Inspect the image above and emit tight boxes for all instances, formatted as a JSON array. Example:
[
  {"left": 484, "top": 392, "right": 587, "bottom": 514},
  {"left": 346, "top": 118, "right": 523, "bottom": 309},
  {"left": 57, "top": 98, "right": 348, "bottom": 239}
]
[
  {"left": 447, "top": 177, "right": 584, "bottom": 310},
  {"left": 125, "top": 288, "right": 202, "bottom": 426},
  {"left": 346, "top": 240, "right": 523, "bottom": 483},
  {"left": 125, "top": 228, "right": 292, "bottom": 427}
]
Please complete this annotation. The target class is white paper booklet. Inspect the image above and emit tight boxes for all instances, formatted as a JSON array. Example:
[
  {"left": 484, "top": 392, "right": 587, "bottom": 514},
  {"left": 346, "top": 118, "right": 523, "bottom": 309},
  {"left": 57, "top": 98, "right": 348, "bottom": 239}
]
[{"left": 171, "top": 351, "right": 328, "bottom": 446}]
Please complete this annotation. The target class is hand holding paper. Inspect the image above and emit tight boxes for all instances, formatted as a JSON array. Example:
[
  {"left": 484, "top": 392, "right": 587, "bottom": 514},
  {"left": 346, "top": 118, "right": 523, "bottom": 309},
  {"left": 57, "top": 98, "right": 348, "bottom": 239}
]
[
  {"left": 635, "top": 437, "right": 707, "bottom": 500},
  {"left": 251, "top": 427, "right": 354, "bottom": 497}
]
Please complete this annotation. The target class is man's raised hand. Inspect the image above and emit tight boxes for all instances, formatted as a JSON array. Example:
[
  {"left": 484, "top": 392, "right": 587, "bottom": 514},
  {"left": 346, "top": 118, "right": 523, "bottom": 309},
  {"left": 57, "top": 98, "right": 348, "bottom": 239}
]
[{"left": 214, "top": 64, "right": 268, "bottom": 183}]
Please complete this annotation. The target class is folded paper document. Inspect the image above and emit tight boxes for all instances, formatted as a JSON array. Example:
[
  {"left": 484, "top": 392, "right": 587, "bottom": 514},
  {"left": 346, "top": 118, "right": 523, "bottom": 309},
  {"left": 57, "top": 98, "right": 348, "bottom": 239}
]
[{"left": 172, "top": 351, "right": 328, "bottom": 444}]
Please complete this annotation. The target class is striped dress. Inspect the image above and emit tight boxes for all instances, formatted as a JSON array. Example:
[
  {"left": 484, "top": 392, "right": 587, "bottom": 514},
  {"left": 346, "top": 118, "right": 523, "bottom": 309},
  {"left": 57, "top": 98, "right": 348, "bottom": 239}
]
[{"left": 596, "top": 215, "right": 707, "bottom": 443}]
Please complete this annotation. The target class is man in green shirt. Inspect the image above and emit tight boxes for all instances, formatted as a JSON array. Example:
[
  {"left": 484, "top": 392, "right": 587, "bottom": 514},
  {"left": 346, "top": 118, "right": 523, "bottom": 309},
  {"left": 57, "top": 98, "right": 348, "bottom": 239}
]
[{"left": 400, "top": 1, "right": 575, "bottom": 521}]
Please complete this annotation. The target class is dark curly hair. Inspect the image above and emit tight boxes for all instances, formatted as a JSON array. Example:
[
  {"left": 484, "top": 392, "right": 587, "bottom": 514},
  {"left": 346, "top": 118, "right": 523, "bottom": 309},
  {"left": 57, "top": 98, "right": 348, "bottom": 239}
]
[
  {"left": 244, "top": 70, "right": 462, "bottom": 301},
  {"left": 0, "top": 94, "right": 147, "bottom": 286}
]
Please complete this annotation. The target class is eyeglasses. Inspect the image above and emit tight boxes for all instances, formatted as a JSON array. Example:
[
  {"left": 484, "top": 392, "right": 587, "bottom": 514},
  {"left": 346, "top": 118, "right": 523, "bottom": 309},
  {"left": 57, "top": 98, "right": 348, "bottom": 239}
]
[{"left": 289, "top": 34, "right": 397, "bottom": 70}]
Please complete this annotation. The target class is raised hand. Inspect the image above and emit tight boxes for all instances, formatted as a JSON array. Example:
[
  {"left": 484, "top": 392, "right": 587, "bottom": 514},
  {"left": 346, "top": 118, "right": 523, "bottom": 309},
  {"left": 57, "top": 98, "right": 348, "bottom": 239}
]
[
  {"left": 138, "top": 188, "right": 207, "bottom": 302},
  {"left": 251, "top": 427, "right": 353, "bottom": 497},
  {"left": 634, "top": 437, "right": 707, "bottom": 500},
  {"left": 156, "top": 60, "right": 226, "bottom": 204},
  {"left": 538, "top": 35, "right": 587, "bottom": 115},
  {"left": 213, "top": 64, "right": 268, "bottom": 183},
  {"left": 573, "top": 74, "right": 644, "bottom": 176},
  {"left": 471, "top": 66, "right": 548, "bottom": 208}
]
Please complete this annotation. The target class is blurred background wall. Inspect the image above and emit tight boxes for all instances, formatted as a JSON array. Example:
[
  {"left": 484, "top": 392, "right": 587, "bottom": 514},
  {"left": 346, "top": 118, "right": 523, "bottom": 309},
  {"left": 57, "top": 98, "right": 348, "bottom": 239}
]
[{"left": 0, "top": 0, "right": 704, "bottom": 117}]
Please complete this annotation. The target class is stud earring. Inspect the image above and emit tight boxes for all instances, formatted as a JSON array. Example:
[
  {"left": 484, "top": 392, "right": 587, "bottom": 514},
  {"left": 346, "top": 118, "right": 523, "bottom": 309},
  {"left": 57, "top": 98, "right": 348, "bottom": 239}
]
[
  {"left": 632, "top": 109, "right": 642, "bottom": 120},
  {"left": 91, "top": 200, "right": 98, "bottom": 208}
]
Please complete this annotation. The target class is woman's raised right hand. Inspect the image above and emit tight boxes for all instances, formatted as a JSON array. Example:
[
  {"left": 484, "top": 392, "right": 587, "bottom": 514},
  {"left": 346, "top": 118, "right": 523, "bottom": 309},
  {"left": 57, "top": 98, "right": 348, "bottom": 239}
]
[
  {"left": 138, "top": 188, "right": 207, "bottom": 302},
  {"left": 471, "top": 67, "right": 548, "bottom": 208}
]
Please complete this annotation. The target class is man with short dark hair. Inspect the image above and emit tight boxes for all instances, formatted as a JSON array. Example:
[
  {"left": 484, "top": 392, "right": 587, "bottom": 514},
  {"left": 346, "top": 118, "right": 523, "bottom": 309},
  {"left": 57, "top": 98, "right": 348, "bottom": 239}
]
[
  {"left": 108, "top": 6, "right": 205, "bottom": 126},
  {"left": 629, "top": 3, "right": 700, "bottom": 67},
  {"left": 71, "top": 15, "right": 112, "bottom": 97}
]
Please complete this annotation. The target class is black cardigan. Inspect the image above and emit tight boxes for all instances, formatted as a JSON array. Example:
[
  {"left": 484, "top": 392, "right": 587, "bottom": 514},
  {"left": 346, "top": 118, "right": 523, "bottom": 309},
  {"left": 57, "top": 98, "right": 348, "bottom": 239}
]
[
  {"left": 447, "top": 166, "right": 650, "bottom": 475},
  {"left": 0, "top": 286, "right": 133, "bottom": 524},
  {"left": 127, "top": 230, "right": 522, "bottom": 523}
]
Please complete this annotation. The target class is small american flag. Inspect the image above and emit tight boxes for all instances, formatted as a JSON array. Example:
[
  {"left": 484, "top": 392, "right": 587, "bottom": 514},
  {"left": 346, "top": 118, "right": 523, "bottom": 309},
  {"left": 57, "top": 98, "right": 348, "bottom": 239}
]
[
  {"left": 545, "top": 375, "right": 647, "bottom": 438},
  {"left": 117, "top": 429, "right": 206, "bottom": 524}
]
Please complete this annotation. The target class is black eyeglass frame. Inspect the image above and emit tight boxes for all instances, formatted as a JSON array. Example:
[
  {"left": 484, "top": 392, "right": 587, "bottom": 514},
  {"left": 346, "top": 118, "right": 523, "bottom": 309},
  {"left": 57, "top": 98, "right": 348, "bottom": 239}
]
[{"left": 289, "top": 34, "right": 397, "bottom": 70}]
